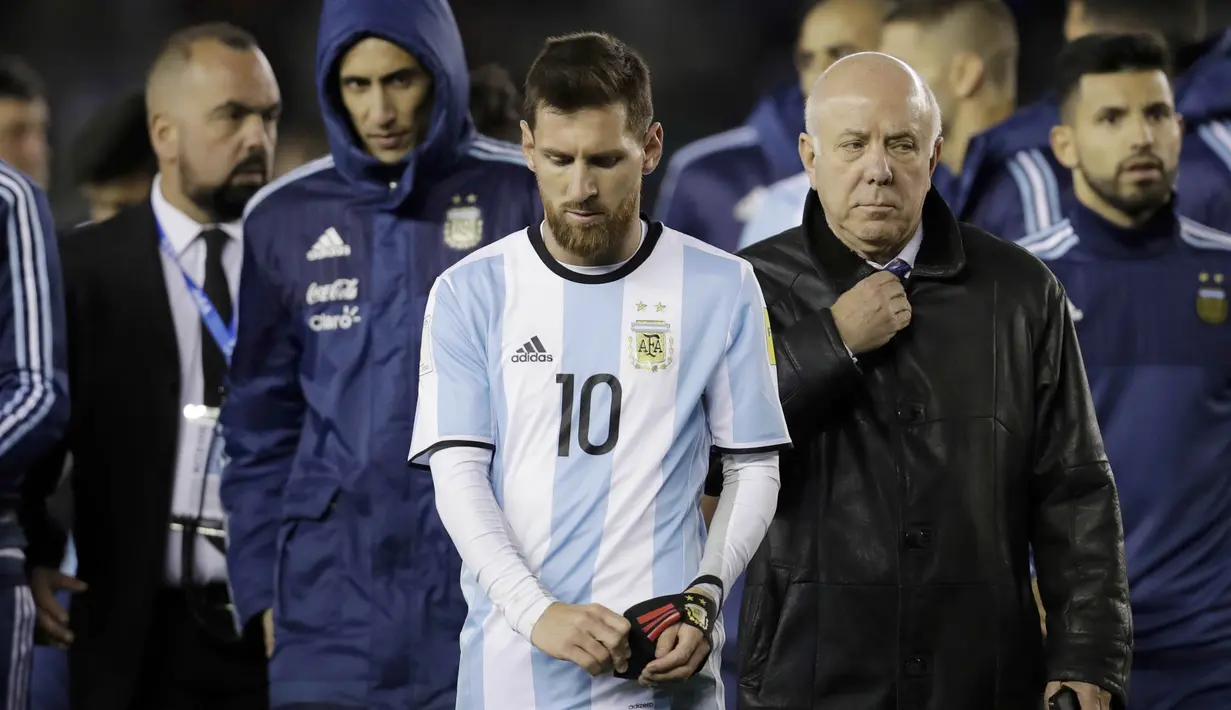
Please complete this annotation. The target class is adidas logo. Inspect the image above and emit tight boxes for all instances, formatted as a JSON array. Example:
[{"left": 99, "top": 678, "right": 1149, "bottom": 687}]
[
  {"left": 510, "top": 336, "right": 553, "bottom": 363},
  {"left": 306, "top": 228, "right": 351, "bottom": 261}
]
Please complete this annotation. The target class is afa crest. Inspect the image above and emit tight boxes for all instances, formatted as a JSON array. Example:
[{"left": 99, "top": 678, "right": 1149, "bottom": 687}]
[
  {"left": 628, "top": 319, "right": 674, "bottom": 372},
  {"left": 443, "top": 194, "right": 484, "bottom": 251},
  {"left": 1197, "top": 271, "right": 1227, "bottom": 325}
]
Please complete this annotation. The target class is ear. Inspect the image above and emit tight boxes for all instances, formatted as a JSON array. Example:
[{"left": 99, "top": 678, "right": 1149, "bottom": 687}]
[
  {"left": 1050, "top": 124, "right": 1078, "bottom": 169},
  {"left": 798, "top": 132, "right": 818, "bottom": 186},
  {"left": 929, "top": 136, "right": 943, "bottom": 177},
  {"left": 949, "top": 52, "right": 984, "bottom": 100},
  {"left": 520, "top": 120, "right": 536, "bottom": 173},
  {"left": 148, "top": 111, "right": 178, "bottom": 164},
  {"left": 642, "top": 122, "right": 664, "bottom": 174},
  {"left": 1063, "top": 0, "right": 1086, "bottom": 42},
  {"left": 1176, "top": 112, "right": 1186, "bottom": 135}
]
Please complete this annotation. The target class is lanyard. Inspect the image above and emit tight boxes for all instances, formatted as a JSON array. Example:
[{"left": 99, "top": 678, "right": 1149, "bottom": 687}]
[{"left": 156, "top": 222, "right": 238, "bottom": 364}]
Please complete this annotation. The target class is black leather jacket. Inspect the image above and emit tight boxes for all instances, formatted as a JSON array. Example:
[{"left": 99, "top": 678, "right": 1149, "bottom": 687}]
[{"left": 737, "top": 189, "right": 1132, "bottom": 710}]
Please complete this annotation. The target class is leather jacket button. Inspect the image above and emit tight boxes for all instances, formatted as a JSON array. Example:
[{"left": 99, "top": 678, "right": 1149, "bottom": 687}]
[
  {"left": 905, "top": 656, "right": 928, "bottom": 676},
  {"left": 905, "top": 528, "right": 932, "bottom": 550},
  {"left": 897, "top": 403, "right": 925, "bottom": 423}
]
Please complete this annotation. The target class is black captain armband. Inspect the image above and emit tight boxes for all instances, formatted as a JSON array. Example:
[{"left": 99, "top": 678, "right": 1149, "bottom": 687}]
[{"left": 613, "top": 575, "right": 723, "bottom": 680}]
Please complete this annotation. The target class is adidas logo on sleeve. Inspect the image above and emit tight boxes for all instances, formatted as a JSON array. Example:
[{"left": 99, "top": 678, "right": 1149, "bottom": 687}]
[
  {"left": 510, "top": 336, "right": 553, "bottom": 363},
  {"left": 306, "top": 227, "right": 351, "bottom": 261}
]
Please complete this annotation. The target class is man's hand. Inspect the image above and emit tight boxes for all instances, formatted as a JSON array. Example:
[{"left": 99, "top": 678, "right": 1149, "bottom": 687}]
[
  {"left": 30, "top": 565, "right": 87, "bottom": 649},
  {"left": 262, "top": 609, "right": 275, "bottom": 657},
  {"left": 830, "top": 270, "right": 911, "bottom": 354},
  {"left": 530, "top": 602, "right": 631, "bottom": 676},
  {"left": 1045, "top": 681, "right": 1111, "bottom": 710},
  {"left": 638, "top": 587, "right": 714, "bottom": 687},
  {"left": 638, "top": 623, "right": 710, "bottom": 687}
]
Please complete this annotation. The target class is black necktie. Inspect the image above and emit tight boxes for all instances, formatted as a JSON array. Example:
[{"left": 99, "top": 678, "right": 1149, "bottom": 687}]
[{"left": 200, "top": 229, "right": 232, "bottom": 408}]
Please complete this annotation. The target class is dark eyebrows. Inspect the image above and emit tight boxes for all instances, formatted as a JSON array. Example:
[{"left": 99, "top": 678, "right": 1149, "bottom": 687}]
[{"left": 210, "top": 99, "right": 281, "bottom": 118}]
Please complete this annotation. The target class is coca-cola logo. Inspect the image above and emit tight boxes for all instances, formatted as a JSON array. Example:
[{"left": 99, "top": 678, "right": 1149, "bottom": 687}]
[{"left": 305, "top": 278, "right": 359, "bottom": 305}]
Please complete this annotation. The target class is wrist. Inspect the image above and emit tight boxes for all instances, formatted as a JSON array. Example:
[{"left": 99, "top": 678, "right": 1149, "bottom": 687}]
[{"left": 513, "top": 594, "right": 557, "bottom": 640}]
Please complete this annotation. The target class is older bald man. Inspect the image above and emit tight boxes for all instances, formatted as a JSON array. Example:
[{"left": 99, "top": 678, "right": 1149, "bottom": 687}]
[{"left": 735, "top": 53, "right": 1131, "bottom": 710}]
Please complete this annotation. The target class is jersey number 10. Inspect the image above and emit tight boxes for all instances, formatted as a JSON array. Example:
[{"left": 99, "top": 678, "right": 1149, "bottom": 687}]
[{"left": 556, "top": 373, "right": 623, "bottom": 457}]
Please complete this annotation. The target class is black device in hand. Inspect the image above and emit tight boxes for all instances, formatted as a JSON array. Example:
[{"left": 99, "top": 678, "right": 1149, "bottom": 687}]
[{"left": 1049, "top": 686, "right": 1080, "bottom": 710}]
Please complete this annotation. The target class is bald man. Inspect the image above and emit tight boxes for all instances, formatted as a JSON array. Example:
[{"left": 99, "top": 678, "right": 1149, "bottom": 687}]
[
  {"left": 736, "top": 53, "right": 1131, "bottom": 710},
  {"left": 23, "top": 22, "right": 278, "bottom": 710}
]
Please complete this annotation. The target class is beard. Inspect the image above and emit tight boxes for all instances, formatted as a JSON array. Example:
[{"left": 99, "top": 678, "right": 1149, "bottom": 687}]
[
  {"left": 1079, "top": 154, "right": 1176, "bottom": 221},
  {"left": 182, "top": 152, "right": 270, "bottom": 223},
  {"left": 543, "top": 182, "right": 641, "bottom": 263}
]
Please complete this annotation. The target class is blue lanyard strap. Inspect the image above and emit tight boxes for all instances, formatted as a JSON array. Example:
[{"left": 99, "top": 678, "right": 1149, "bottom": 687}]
[{"left": 156, "top": 223, "right": 238, "bottom": 364}]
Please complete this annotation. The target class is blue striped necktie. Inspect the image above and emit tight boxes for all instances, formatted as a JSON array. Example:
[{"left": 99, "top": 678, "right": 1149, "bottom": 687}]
[{"left": 884, "top": 258, "right": 912, "bottom": 280}]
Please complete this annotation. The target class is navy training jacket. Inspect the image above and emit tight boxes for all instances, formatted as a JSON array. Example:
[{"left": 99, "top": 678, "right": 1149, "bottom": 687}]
[{"left": 219, "top": 0, "right": 540, "bottom": 707}]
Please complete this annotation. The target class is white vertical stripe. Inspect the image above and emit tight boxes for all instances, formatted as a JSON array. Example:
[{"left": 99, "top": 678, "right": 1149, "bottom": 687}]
[
  {"left": 0, "top": 168, "right": 53, "bottom": 461},
  {"left": 6, "top": 586, "right": 33, "bottom": 710},
  {"left": 1014, "top": 152, "right": 1054, "bottom": 233},
  {"left": 587, "top": 236, "right": 685, "bottom": 709},
  {"left": 487, "top": 238, "right": 563, "bottom": 708}
]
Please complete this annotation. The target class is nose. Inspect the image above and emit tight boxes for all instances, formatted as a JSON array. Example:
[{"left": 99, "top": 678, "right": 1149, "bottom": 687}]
[
  {"left": 1129, "top": 114, "right": 1156, "bottom": 150},
  {"left": 566, "top": 163, "right": 598, "bottom": 202},
  {"left": 863, "top": 144, "right": 893, "bottom": 186},
  {"left": 372, "top": 89, "right": 397, "bottom": 127},
  {"left": 237, "top": 113, "right": 275, "bottom": 160}
]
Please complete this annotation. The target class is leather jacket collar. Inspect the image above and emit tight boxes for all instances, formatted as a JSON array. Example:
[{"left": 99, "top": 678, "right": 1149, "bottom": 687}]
[{"left": 801, "top": 186, "right": 967, "bottom": 290}]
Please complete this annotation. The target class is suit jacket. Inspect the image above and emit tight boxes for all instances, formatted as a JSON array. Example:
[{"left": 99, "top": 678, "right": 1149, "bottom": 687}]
[{"left": 24, "top": 202, "right": 189, "bottom": 710}]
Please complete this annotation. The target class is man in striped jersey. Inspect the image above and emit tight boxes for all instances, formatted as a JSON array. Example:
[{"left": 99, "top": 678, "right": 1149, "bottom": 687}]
[
  {"left": 1017, "top": 34, "right": 1231, "bottom": 710},
  {"left": 0, "top": 159, "right": 67, "bottom": 709},
  {"left": 409, "top": 32, "right": 789, "bottom": 710}
]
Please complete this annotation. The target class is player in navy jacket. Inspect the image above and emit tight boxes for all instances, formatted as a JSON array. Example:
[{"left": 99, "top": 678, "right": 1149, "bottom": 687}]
[
  {"left": 0, "top": 159, "right": 66, "bottom": 707},
  {"left": 968, "top": 1, "right": 1231, "bottom": 240},
  {"left": 218, "top": 0, "right": 540, "bottom": 708},
  {"left": 1016, "top": 35, "right": 1231, "bottom": 710},
  {"left": 654, "top": 0, "right": 885, "bottom": 251}
]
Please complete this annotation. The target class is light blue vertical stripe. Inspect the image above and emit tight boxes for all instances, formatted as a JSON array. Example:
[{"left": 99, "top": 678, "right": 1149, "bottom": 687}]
[
  {"left": 1006, "top": 158, "right": 1040, "bottom": 235},
  {"left": 652, "top": 247, "right": 740, "bottom": 709},
  {"left": 530, "top": 278, "right": 625, "bottom": 709},
  {"left": 434, "top": 257, "right": 506, "bottom": 441},
  {"left": 723, "top": 269, "right": 789, "bottom": 447},
  {"left": 448, "top": 255, "right": 506, "bottom": 710}
]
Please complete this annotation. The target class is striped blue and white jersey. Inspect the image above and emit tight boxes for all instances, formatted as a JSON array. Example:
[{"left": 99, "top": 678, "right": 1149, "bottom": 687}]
[{"left": 409, "top": 220, "right": 789, "bottom": 710}]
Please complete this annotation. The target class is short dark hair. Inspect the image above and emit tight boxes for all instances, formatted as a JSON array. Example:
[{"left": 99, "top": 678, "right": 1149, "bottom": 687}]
[
  {"left": 883, "top": 0, "right": 1019, "bottom": 86},
  {"left": 0, "top": 56, "right": 44, "bottom": 102},
  {"left": 522, "top": 32, "right": 653, "bottom": 133},
  {"left": 1054, "top": 33, "right": 1172, "bottom": 121},
  {"left": 70, "top": 91, "right": 156, "bottom": 186},
  {"left": 1078, "top": 0, "right": 1206, "bottom": 49},
  {"left": 155, "top": 22, "right": 259, "bottom": 63}
]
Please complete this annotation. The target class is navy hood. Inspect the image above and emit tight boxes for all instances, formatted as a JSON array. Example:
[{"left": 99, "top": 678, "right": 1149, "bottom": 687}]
[
  {"left": 316, "top": 0, "right": 475, "bottom": 204},
  {"left": 744, "top": 82, "right": 806, "bottom": 180},
  {"left": 1175, "top": 30, "right": 1231, "bottom": 124}
]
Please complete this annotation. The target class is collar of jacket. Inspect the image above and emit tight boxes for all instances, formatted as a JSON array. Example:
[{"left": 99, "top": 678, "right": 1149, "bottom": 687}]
[{"left": 801, "top": 186, "right": 966, "bottom": 290}]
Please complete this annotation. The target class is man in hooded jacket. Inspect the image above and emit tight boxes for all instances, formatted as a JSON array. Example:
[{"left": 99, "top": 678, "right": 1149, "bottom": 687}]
[{"left": 218, "top": 1, "right": 540, "bottom": 708}]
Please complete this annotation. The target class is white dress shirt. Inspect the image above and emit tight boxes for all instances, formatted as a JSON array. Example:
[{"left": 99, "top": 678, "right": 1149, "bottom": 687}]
[{"left": 151, "top": 174, "right": 242, "bottom": 585}]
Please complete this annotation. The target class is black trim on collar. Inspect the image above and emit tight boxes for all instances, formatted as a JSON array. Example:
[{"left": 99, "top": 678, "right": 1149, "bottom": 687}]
[
  {"left": 528, "top": 214, "right": 663, "bottom": 285},
  {"left": 802, "top": 187, "right": 966, "bottom": 291}
]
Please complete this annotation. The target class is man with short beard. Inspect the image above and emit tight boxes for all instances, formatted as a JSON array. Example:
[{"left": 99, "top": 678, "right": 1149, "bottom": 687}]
[
  {"left": 408, "top": 31, "right": 789, "bottom": 709},
  {"left": 22, "top": 22, "right": 279, "bottom": 710},
  {"left": 1017, "top": 33, "right": 1231, "bottom": 710}
]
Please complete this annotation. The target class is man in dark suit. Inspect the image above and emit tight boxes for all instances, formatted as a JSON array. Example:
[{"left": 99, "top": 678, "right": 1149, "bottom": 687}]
[{"left": 21, "top": 22, "right": 280, "bottom": 710}]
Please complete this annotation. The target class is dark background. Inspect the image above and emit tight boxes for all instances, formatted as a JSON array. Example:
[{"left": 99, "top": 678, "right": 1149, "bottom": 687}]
[{"left": 3, "top": 0, "right": 1229, "bottom": 218}]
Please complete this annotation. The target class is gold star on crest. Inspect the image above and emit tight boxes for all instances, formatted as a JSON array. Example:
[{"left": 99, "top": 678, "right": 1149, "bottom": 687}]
[
  {"left": 636, "top": 301, "right": 647, "bottom": 311},
  {"left": 466, "top": 194, "right": 477, "bottom": 204},
  {"left": 655, "top": 302, "right": 667, "bottom": 312},
  {"left": 451, "top": 195, "right": 462, "bottom": 204}
]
